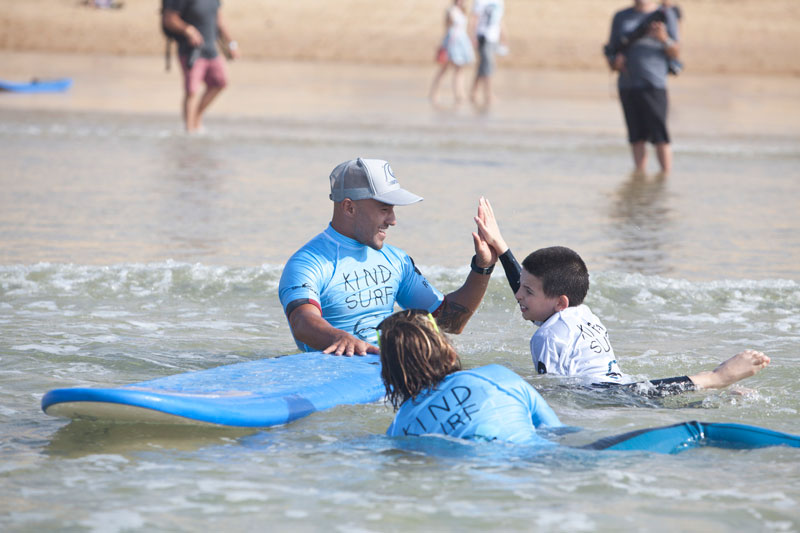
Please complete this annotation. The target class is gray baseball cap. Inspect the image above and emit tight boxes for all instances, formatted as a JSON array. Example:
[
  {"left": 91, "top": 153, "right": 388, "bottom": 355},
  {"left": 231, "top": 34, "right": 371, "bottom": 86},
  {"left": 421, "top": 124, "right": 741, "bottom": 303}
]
[{"left": 329, "top": 158, "right": 423, "bottom": 205}]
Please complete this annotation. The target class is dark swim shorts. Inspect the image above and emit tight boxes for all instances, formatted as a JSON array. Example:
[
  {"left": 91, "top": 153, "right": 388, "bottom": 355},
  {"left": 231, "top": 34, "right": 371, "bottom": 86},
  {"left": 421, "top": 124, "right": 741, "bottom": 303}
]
[
  {"left": 476, "top": 35, "right": 496, "bottom": 77},
  {"left": 619, "top": 87, "right": 670, "bottom": 144}
]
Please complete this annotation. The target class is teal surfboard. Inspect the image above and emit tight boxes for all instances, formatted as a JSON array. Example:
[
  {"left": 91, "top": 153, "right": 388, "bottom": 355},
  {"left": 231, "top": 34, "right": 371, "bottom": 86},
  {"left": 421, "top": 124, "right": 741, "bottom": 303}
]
[
  {"left": 42, "top": 352, "right": 385, "bottom": 427},
  {"left": 0, "top": 78, "right": 73, "bottom": 93}
]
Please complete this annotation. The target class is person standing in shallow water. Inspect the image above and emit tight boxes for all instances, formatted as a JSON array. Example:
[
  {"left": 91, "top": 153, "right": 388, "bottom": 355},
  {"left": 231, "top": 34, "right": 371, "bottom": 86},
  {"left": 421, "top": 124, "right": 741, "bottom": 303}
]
[
  {"left": 162, "top": 0, "right": 240, "bottom": 133},
  {"left": 605, "top": 0, "right": 680, "bottom": 176}
]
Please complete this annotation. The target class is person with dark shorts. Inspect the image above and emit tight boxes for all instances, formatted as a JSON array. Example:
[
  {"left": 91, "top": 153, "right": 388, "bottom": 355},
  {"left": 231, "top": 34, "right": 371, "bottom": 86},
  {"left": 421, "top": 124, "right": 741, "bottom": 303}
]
[
  {"left": 620, "top": 87, "right": 669, "bottom": 146},
  {"left": 468, "top": 0, "right": 506, "bottom": 111},
  {"left": 606, "top": 0, "right": 680, "bottom": 176},
  {"left": 162, "top": 0, "right": 240, "bottom": 133}
]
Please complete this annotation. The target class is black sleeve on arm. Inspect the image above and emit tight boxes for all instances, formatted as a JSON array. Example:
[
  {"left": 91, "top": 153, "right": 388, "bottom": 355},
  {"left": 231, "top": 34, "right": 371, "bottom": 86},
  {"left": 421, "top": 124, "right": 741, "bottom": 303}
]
[
  {"left": 285, "top": 298, "right": 316, "bottom": 319},
  {"left": 646, "top": 375, "right": 696, "bottom": 394},
  {"left": 592, "top": 376, "right": 696, "bottom": 397},
  {"left": 498, "top": 249, "right": 522, "bottom": 294}
]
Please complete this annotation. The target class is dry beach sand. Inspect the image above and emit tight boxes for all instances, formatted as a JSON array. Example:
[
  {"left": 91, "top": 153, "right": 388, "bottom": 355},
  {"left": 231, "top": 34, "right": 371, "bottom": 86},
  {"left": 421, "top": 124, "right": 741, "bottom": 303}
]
[{"left": 2, "top": 0, "right": 799, "bottom": 74}]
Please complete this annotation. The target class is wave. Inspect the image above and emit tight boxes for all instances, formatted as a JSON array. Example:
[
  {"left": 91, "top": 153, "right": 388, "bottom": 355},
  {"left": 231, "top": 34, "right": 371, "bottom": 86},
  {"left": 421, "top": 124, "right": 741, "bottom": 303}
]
[
  {"left": 0, "top": 261, "right": 282, "bottom": 301},
  {"left": 2, "top": 261, "right": 797, "bottom": 308}
]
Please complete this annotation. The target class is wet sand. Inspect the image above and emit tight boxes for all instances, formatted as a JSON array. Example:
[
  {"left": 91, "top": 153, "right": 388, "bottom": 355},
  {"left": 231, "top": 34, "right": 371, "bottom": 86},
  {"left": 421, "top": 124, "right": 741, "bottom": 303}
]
[
  {"left": 1, "top": 50, "right": 799, "bottom": 143},
  {"left": 2, "top": 0, "right": 799, "bottom": 140}
]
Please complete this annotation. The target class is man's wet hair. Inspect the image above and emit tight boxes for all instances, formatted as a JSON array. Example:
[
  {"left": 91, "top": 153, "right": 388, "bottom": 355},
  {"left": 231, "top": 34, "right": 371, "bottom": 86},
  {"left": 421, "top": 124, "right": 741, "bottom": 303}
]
[{"left": 521, "top": 246, "right": 589, "bottom": 306}]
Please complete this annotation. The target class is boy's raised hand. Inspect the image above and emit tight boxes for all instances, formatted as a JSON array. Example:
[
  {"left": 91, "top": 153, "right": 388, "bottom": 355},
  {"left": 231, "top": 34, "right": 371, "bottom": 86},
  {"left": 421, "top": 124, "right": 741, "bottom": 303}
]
[{"left": 474, "top": 197, "right": 509, "bottom": 255}]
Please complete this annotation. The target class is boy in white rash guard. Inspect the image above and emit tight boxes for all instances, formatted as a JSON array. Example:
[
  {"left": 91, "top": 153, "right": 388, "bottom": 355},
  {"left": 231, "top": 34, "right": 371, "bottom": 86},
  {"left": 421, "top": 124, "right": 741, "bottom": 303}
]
[
  {"left": 473, "top": 197, "right": 770, "bottom": 393},
  {"left": 378, "top": 310, "right": 800, "bottom": 453}
]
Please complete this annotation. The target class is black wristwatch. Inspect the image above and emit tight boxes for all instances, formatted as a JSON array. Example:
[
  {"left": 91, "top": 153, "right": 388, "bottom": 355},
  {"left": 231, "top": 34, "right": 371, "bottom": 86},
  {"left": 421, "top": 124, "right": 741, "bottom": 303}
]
[{"left": 470, "top": 255, "right": 495, "bottom": 275}]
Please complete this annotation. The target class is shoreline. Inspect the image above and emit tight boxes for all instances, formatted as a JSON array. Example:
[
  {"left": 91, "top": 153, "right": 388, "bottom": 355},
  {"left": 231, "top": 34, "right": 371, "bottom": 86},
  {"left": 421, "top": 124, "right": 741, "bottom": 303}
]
[{"left": 2, "top": 50, "right": 799, "bottom": 144}]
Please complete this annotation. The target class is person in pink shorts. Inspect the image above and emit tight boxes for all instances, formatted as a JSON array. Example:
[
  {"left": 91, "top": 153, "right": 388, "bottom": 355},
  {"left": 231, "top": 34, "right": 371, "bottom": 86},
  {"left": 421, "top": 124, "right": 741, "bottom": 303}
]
[{"left": 162, "top": 0, "right": 240, "bottom": 132}]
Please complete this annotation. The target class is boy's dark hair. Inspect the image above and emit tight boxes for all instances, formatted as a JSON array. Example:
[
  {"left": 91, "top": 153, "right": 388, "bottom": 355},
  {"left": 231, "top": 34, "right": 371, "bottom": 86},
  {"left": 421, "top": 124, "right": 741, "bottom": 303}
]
[{"left": 521, "top": 246, "right": 589, "bottom": 306}]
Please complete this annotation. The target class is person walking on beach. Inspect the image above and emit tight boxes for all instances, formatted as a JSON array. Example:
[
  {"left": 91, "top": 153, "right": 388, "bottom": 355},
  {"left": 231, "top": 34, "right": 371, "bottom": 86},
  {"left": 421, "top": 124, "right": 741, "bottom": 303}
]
[
  {"left": 278, "top": 158, "right": 498, "bottom": 356},
  {"left": 162, "top": 0, "right": 240, "bottom": 133},
  {"left": 468, "top": 0, "right": 506, "bottom": 111},
  {"left": 605, "top": 0, "right": 680, "bottom": 176},
  {"left": 429, "top": 0, "right": 475, "bottom": 108}
]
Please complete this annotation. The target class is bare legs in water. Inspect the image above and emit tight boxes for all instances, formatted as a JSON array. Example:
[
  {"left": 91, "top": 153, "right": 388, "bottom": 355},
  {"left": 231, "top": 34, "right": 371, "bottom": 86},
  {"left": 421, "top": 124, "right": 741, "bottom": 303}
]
[{"left": 631, "top": 141, "right": 672, "bottom": 177}]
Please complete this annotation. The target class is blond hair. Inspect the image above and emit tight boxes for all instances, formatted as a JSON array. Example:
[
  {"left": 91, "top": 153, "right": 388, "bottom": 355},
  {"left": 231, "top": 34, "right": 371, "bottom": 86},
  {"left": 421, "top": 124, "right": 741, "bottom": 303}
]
[{"left": 378, "top": 309, "right": 461, "bottom": 410}]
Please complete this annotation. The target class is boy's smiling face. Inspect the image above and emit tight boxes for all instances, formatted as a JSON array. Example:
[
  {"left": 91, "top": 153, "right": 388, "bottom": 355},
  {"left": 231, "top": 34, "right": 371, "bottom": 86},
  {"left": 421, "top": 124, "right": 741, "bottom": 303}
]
[{"left": 515, "top": 270, "right": 565, "bottom": 323}]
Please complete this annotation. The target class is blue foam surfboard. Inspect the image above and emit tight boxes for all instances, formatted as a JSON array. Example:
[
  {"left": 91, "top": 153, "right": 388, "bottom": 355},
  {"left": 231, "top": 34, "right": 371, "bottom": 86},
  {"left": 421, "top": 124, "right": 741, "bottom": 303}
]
[
  {"left": 42, "top": 352, "right": 385, "bottom": 427},
  {"left": 0, "top": 78, "right": 73, "bottom": 93}
]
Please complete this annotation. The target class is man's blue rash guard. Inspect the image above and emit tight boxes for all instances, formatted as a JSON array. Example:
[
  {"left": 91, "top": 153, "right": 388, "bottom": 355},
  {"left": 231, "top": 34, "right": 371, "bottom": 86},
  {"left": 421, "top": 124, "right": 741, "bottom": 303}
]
[
  {"left": 387, "top": 364, "right": 564, "bottom": 446},
  {"left": 279, "top": 225, "right": 444, "bottom": 351}
]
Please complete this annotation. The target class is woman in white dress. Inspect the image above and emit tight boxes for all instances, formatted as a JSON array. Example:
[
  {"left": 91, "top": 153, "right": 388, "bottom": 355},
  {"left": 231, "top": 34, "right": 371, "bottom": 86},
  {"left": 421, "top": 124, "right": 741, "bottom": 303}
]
[{"left": 429, "top": 0, "right": 475, "bottom": 107}]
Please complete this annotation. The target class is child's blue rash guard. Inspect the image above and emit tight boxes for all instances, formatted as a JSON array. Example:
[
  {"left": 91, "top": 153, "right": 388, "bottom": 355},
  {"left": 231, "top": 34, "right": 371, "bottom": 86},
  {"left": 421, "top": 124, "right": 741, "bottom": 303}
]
[
  {"left": 387, "top": 364, "right": 564, "bottom": 446},
  {"left": 279, "top": 225, "right": 444, "bottom": 351}
]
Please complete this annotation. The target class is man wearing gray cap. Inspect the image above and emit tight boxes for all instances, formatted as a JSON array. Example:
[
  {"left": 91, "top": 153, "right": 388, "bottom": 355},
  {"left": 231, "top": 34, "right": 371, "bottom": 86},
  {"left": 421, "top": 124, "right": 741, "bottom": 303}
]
[{"left": 279, "top": 158, "right": 497, "bottom": 356}]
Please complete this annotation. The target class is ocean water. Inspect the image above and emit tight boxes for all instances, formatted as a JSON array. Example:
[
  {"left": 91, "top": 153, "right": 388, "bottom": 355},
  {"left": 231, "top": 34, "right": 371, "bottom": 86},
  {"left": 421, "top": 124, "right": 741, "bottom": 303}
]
[{"left": 1, "top": 75, "right": 800, "bottom": 532}]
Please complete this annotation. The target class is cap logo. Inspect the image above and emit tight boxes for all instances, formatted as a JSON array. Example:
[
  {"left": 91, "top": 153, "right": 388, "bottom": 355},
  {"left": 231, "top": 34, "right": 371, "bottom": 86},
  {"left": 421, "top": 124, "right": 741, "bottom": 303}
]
[{"left": 383, "top": 163, "right": 398, "bottom": 186}]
